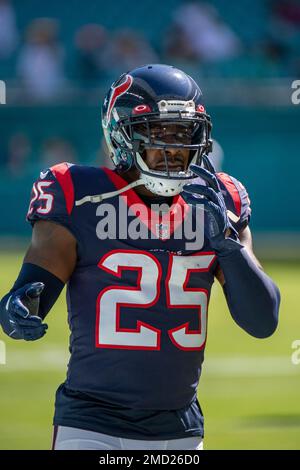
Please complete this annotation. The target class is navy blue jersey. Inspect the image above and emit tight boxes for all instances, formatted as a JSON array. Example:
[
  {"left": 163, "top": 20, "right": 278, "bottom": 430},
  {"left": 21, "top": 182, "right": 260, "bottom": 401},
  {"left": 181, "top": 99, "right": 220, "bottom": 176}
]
[{"left": 26, "top": 163, "right": 251, "bottom": 439}]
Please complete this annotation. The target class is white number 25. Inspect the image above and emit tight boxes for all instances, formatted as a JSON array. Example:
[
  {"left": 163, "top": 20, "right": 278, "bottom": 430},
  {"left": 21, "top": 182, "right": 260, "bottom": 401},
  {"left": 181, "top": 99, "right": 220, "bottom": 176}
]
[
  {"left": 27, "top": 181, "right": 54, "bottom": 216},
  {"left": 96, "top": 250, "right": 215, "bottom": 351}
]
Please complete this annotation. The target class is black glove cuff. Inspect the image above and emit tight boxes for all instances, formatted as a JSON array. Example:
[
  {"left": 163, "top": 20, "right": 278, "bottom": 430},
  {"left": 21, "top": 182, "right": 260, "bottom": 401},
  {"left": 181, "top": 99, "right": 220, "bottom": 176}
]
[{"left": 10, "top": 263, "right": 64, "bottom": 319}]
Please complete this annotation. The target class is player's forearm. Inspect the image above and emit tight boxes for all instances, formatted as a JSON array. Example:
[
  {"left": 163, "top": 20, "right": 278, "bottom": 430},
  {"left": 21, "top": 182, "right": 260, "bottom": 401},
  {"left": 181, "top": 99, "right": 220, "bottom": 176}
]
[
  {"left": 0, "top": 263, "right": 64, "bottom": 341},
  {"left": 9, "top": 263, "right": 65, "bottom": 319},
  {"left": 0, "top": 262, "right": 64, "bottom": 328},
  {"left": 218, "top": 240, "right": 280, "bottom": 338}
]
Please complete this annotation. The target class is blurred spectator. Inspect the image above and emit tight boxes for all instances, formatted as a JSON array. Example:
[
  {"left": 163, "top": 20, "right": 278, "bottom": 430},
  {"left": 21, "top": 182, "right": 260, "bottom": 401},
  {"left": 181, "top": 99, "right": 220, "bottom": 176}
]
[
  {"left": 40, "top": 138, "right": 77, "bottom": 167},
  {"left": 163, "top": 25, "right": 197, "bottom": 62},
  {"left": 0, "top": 0, "right": 18, "bottom": 58},
  {"left": 17, "top": 18, "right": 66, "bottom": 102},
  {"left": 102, "top": 29, "right": 158, "bottom": 73},
  {"left": 267, "top": 0, "right": 300, "bottom": 75},
  {"left": 6, "top": 133, "right": 32, "bottom": 177},
  {"left": 268, "top": 0, "right": 300, "bottom": 45},
  {"left": 274, "top": 0, "right": 300, "bottom": 26},
  {"left": 260, "top": 39, "right": 289, "bottom": 70},
  {"left": 165, "top": 1, "right": 243, "bottom": 62},
  {"left": 74, "top": 24, "right": 109, "bottom": 84}
]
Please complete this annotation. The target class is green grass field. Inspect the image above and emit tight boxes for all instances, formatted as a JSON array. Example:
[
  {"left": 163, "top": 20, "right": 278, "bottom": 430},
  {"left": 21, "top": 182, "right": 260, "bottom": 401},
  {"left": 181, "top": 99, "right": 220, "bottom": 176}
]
[{"left": 0, "top": 250, "right": 300, "bottom": 450}]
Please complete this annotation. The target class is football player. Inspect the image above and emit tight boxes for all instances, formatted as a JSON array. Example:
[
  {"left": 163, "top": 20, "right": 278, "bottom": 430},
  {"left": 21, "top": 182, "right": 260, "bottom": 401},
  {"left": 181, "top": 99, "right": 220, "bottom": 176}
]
[{"left": 0, "top": 64, "right": 280, "bottom": 450}]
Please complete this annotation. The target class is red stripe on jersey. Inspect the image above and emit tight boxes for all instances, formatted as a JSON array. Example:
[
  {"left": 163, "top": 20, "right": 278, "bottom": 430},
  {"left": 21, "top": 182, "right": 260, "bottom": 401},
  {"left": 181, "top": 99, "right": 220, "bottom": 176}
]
[
  {"left": 50, "top": 162, "right": 74, "bottom": 215},
  {"left": 217, "top": 172, "right": 242, "bottom": 216},
  {"left": 102, "top": 167, "right": 190, "bottom": 240}
]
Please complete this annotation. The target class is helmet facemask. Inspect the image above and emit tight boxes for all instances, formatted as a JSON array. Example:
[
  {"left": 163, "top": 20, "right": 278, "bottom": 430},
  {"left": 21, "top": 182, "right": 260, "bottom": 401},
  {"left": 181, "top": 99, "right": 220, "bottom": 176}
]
[{"left": 113, "top": 109, "right": 212, "bottom": 196}]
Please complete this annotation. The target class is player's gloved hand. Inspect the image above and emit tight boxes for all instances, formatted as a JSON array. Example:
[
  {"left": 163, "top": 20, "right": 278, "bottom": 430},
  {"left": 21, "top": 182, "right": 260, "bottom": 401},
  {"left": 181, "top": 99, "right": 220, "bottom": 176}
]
[
  {"left": 0, "top": 282, "right": 48, "bottom": 340},
  {"left": 182, "top": 163, "right": 241, "bottom": 254}
]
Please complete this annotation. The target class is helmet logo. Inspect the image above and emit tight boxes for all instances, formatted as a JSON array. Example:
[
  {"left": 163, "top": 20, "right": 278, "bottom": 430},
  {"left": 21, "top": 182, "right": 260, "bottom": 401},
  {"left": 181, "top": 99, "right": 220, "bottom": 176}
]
[
  {"left": 132, "top": 104, "right": 152, "bottom": 115},
  {"left": 104, "top": 74, "right": 133, "bottom": 127}
]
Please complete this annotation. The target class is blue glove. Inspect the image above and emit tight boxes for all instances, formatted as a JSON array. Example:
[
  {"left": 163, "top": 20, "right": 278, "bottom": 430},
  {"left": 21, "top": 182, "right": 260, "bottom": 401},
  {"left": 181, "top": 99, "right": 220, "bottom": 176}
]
[
  {"left": 0, "top": 282, "right": 48, "bottom": 341},
  {"left": 182, "top": 163, "right": 240, "bottom": 253}
]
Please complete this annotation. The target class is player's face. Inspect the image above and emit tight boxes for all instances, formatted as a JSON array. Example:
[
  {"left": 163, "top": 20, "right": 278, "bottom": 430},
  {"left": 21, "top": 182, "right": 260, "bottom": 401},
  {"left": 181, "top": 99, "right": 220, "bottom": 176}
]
[
  {"left": 143, "top": 147, "right": 190, "bottom": 172},
  {"left": 121, "top": 122, "right": 193, "bottom": 197},
  {"left": 141, "top": 123, "right": 191, "bottom": 172}
]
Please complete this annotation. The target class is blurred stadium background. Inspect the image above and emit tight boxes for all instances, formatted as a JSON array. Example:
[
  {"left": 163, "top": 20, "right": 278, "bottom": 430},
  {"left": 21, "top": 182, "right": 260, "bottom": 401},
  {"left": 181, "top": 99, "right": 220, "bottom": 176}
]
[{"left": 0, "top": 0, "right": 300, "bottom": 450}]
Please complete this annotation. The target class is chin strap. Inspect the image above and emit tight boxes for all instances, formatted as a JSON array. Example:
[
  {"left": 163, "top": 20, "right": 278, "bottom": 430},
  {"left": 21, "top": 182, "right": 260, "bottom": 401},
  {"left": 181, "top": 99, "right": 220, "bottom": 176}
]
[
  {"left": 75, "top": 177, "right": 241, "bottom": 225},
  {"left": 75, "top": 179, "right": 144, "bottom": 206}
]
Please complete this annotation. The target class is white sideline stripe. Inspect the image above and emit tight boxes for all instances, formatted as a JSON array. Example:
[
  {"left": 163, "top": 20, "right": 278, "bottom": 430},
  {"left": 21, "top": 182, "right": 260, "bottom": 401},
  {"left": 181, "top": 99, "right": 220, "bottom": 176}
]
[{"left": 0, "top": 351, "right": 299, "bottom": 376}]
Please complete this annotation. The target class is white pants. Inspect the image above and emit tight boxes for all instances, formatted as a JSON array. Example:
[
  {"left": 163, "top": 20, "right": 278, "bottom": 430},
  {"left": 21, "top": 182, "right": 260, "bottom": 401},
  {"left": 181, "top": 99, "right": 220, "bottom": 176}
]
[{"left": 53, "top": 426, "right": 204, "bottom": 450}]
